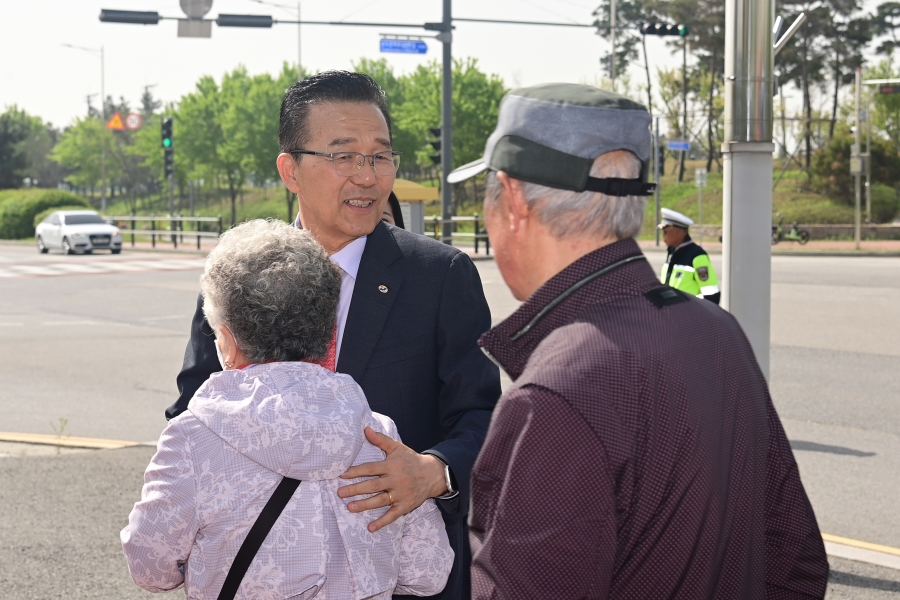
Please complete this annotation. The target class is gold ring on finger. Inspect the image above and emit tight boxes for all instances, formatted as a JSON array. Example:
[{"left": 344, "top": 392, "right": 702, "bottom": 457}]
[{"left": 386, "top": 490, "right": 394, "bottom": 505}]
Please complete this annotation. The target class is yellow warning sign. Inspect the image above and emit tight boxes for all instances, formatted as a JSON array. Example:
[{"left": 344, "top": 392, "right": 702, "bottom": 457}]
[{"left": 105, "top": 111, "right": 125, "bottom": 130}]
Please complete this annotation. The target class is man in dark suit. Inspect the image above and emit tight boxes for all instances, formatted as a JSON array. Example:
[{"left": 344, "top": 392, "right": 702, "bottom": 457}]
[{"left": 165, "top": 71, "right": 500, "bottom": 600}]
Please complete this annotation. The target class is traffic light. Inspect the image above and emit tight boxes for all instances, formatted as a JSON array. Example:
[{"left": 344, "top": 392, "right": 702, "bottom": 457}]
[
  {"left": 428, "top": 127, "right": 442, "bottom": 166},
  {"left": 640, "top": 22, "right": 690, "bottom": 36},
  {"left": 161, "top": 117, "right": 174, "bottom": 178},
  {"left": 657, "top": 142, "right": 667, "bottom": 175}
]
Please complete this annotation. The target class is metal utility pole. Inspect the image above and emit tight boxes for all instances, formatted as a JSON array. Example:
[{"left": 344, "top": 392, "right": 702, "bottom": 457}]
[
  {"left": 297, "top": 0, "right": 303, "bottom": 81},
  {"left": 654, "top": 116, "right": 661, "bottom": 246},
  {"left": 62, "top": 44, "right": 107, "bottom": 212},
  {"left": 696, "top": 168, "right": 707, "bottom": 244},
  {"left": 610, "top": 0, "right": 617, "bottom": 83},
  {"left": 866, "top": 87, "right": 872, "bottom": 224},
  {"left": 440, "top": 0, "right": 454, "bottom": 244},
  {"left": 678, "top": 38, "right": 688, "bottom": 182},
  {"left": 249, "top": 0, "right": 303, "bottom": 79},
  {"left": 100, "top": 46, "right": 106, "bottom": 213},
  {"left": 854, "top": 68, "right": 862, "bottom": 250},
  {"left": 722, "top": 0, "right": 775, "bottom": 379}
]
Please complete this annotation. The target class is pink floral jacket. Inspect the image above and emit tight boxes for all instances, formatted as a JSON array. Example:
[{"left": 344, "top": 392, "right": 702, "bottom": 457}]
[{"left": 121, "top": 362, "right": 453, "bottom": 599}]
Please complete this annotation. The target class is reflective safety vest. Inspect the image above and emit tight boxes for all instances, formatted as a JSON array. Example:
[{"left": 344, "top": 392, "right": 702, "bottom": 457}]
[{"left": 661, "top": 238, "right": 720, "bottom": 304}]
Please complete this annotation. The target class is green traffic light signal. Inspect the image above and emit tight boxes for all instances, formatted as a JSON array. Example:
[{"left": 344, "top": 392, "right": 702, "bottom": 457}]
[
  {"left": 163, "top": 138, "right": 171, "bottom": 148},
  {"left": 678, "top": 25, "right": 690, "bottom": 36}
]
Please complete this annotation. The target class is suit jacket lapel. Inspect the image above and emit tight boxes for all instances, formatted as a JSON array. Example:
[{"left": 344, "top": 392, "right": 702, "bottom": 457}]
[{"left": 336, "top": 222, "right": 404, "bottom": 383}]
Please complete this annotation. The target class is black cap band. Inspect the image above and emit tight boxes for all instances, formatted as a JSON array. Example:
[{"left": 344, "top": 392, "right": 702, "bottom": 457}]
[
  {"left": 584, "top": 177, "right": 657, "bottom": 197},
  {"left": 490, "top": 135, "right": 655, "bottom": 197}
]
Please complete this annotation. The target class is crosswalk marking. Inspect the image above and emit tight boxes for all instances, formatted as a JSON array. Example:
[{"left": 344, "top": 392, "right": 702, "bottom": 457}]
[{"left": 0, "top": 258, "right": 206, "bottom": 279}]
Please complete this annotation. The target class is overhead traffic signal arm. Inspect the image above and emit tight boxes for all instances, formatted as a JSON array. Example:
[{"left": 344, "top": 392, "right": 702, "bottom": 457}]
[{"left": 99, "top": 9, "right": 161, "bottom": 24}]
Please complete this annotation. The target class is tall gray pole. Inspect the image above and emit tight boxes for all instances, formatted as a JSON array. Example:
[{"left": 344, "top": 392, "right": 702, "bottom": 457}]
[
  {"left": 854, "top": 68, "right": 861, "bottom": 250},
  {"left": 610, "top": 0, "right": 617, "bottom": 83},
  {"left": 722, "top": 0, "right": 775, "bottom": 379},
  {"left": 440, "top": 0, "right": 453, "bottom": 244},
  {"left": 654, "top": 116, "right": 661, "bottom": 246},
  {"left": 101, "top": 46, "right": 107, "bottom": 213},
  {"left": 297, "top": 0, "right": 303, "bottom": 81},
  {"left": 866, "top": 87, "right": 871, "bottom": 224}
]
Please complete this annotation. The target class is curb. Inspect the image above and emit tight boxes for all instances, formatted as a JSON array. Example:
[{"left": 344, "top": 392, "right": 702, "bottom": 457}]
[
  {"left": 823, "top": 533, "right": 900, "bottom": 571},
  {"left": 0, "top": 432, "right": 151, "bottom": 450},
  {"left": 639, "top": 244, "right": 900, "bottom": 257},
  {"left": 772, "top": 251, "right": 900, "bottom": 257}
]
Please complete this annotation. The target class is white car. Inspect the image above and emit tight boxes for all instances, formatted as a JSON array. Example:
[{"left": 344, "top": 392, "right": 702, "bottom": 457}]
[{"left": 36, "top": 210, "right": 123, "bottom": 255}]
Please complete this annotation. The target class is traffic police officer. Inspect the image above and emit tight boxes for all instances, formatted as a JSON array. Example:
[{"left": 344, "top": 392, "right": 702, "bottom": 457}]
[{"left": 659, "top": 207, "right": 720, "bottom": 304}]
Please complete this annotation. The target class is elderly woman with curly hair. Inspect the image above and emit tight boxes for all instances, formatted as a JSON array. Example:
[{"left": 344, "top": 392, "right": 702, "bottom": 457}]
[{"left": 121, "top": 219, "right": 453, "bottom": 600}]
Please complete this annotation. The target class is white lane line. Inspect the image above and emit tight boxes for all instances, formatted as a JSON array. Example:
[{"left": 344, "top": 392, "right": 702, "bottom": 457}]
[
  {"left": 138, "top": 315, "right": 187, "bottom": 321},
  {"left": 0, "top": 258, "right": 205, "bottom": 278},
  {"left": 41, "top": 321, "right": 131, "bottom": 326},
  {"left": 49, "top": 262, "right": 119, "bottom": 272},
  {"left": 8, "top": 265, "right": 61, "bottom": 275},
  {"left": 98, "top": 262, "right": 153, "bottom": 271}
]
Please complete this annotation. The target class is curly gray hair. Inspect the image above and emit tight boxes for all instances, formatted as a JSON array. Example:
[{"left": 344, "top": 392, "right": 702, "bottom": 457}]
[
  {"left": 485, "top": 150, "right": 647, "bottom": 240},
  {"left": 200, "top": 219, "right": 342, "bottom": 364}
]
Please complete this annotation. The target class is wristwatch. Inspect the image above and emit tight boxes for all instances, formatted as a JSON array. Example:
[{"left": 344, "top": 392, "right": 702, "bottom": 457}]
[{"left": 430, "top": 455, "right": 459, "bottom": 500}]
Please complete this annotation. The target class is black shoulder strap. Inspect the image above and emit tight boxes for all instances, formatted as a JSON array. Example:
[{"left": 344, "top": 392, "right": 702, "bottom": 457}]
[{"left": 217, "top": 477, "right": 302, "bottom": 600}]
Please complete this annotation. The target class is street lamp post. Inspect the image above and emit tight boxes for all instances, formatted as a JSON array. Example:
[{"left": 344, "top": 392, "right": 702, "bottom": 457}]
[
  {"left": 440, "top": 0, "right": 453, "bottom": 245},
  {"left": 250, "top": 0, "right": 302, "bottom": 79},
  {"left": 63, "top": 44, "right": 107, "bottom": 212}
]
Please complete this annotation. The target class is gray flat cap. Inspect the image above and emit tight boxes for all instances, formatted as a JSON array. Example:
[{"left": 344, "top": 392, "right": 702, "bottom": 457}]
[{"left": 447, "top": 83, "right": 655, "bottom": 196}]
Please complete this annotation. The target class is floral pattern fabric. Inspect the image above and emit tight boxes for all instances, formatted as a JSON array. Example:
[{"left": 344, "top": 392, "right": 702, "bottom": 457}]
[{"left": 121, "top": 362, "right": 453, "bottom": 600}]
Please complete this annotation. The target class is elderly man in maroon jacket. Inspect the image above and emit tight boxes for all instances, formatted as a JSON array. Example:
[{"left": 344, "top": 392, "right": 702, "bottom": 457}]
[{"left": 448, "top": 83, "right": 829, "bottom": 599}]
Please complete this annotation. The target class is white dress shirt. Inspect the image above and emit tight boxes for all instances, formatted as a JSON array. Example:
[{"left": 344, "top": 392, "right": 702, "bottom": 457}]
[{"left": 329, "top": 235, "right": 367, "bottom": 362}]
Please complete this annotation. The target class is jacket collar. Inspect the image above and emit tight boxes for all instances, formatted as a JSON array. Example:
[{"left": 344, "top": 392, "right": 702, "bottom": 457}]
[
  {"left": 336, "top": 221, "right": 404, "bottom": 380},
  {"left": 479, "top": 238, "right": 653, "bottom": 381},
  {"left": 667, "top": 234, "right": 693, "bottom": 254}
]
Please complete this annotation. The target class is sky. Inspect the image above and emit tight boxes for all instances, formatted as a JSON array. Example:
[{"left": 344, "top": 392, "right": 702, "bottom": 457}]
[
  {"left": 0, "top": 0, "right": 886, "bottom": 133},
  {"left": 1, "top": 0, "right": 684, "bottom": 129}
]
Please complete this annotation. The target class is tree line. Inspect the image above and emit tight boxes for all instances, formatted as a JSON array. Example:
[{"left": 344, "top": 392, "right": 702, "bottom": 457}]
[
  {"left": 0, "top": 58, "right": 505, "bottom": 225},
  {"left": 593, "top": 0, "right": 900, "bottom": 187}
]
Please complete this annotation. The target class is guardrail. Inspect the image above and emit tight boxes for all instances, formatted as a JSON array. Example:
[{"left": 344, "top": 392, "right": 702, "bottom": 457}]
[
  {"left": 105, "top": 215, "right": 223, "bottom": 250},
  {"left": 424, "top": 215, "right": 491, "bottom": 255}
]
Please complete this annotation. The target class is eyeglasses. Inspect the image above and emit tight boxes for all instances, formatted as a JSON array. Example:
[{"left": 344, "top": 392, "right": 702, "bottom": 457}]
[{"left": 290, "top": 150, "right": 401, "bottom": 177}]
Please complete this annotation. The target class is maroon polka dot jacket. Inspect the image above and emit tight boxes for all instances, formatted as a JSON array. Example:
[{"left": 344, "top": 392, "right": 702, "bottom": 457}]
[{"left": 471, "top": 238, "right": 828, "bottom": 599}]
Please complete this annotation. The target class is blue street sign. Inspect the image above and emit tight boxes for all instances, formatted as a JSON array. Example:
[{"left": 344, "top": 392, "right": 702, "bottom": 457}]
[
  {"left": 380, "top": 39, "right": 428, "bottom": 54},
  {"left": 667, "top": 140, "right": 691, "bottom": 151}
]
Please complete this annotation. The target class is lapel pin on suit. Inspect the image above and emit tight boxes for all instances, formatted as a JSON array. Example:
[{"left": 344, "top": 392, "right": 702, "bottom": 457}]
[{"left": 378, "top": 285, "right": 389, "bottom": 294}]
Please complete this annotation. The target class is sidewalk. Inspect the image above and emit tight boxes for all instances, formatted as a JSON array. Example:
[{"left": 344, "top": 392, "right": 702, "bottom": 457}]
[{"left": 638, "top": 239, "right": 900, "bottom": 255}]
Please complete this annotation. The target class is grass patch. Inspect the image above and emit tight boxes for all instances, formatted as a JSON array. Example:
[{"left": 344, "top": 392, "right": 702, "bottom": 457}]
[{"left": 83, "top": 157, "right": 898, "bottom": 243}]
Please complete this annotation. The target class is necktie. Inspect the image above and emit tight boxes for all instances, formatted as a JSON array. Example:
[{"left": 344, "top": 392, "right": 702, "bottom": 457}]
[{"left": 307, "top": 327, "right": 337, "bottom": 372}]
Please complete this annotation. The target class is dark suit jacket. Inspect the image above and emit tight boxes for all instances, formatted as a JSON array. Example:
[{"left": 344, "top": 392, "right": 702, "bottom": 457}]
[{"left": 166, "top": 221, "right": 501, "bottom": 600}]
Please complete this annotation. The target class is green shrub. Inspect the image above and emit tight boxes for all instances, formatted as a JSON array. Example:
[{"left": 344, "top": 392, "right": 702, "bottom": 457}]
[
  {"left": 33, "top": 206, "right": 97, "bottom": 228},
  {"left": 811, "top": 134, "right": 900, "bottom": 202},
  {"left": 870, "top": 184, "right": 900, "bottom": 223},
  {"left": 0, "top": 190, "right": 91, "bottom": 239}
]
